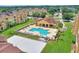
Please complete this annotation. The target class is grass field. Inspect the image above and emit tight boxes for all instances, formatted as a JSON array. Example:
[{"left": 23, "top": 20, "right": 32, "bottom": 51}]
[
  {"left": 15, "top": 32, "right": 40, "bottom": 40},
  {"left": 0, "top": 19, "right": 34, "bottom": 38},
  {"left": 42, "top": 22, "right": 75, "bottom": 53}
]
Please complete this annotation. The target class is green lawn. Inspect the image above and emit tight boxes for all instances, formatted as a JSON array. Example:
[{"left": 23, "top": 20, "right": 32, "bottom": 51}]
[
  {"left": 42, "top": 22, "right": 75, "bottom": 53},
  {"left": 0, "top": 19, "right": 34, "bottom": 38},
  {"left": 15, "top": 32, "right": 40, "bottom": 40}
]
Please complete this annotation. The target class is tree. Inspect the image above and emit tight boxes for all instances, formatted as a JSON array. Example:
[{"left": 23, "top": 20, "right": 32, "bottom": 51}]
[
  {"left": 62, "top": 7, "right": 75, "bottom": 20},
  {"left": 48, "top": 7, "right": 60, "bottom": 15},
  {"left": 40, "top": 12, "right": 47, "bottom": 18},
  {"left": 57, "top": 22, "right": 63, "bottom": 28},
  {"left": 48, "top": 7, "right": 56, "bottom": 15},
  {"left": 32, "top": 12, "right": 47, "bottom": 18},
  {"left": 1, "top": 9, "right": 7, "bottom": 12},
  {"left": 7, "top": 20, "right": 16, "bottom": 27},
  {"left": 63, "top": 13, "right": 75, "bottom": 20},
  {"left": 32, "top": 12, "right": 40, "bottom": 17},
  {"left": 62, "top": 7, "right": 75, "bottom": 13},
  {"left": 72, "top": 35, "right": 76, "bottom": 44}
]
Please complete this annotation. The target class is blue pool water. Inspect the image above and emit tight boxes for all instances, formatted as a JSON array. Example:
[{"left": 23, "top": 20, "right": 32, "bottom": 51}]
[{"left": 29, "top": 28, "right": 48, "bottom": 37}]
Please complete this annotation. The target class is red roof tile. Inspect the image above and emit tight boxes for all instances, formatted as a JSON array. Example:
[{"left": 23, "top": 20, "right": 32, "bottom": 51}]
[
  {"left": 0, "top": 36, "right": 22, "bottom": 53},
  {"left": 37, "top": 17, "right": 57, "bottom": 24},
  {"left": 0, "top": 36, "right": 6, "bottom": 42},
  {"left": 0, "top": 43, "right": 22, "bottom": 53},
  {"left": 0, "top": 43, "right": 7, "bottom": 48},
  {"left": 43, "top": 17, "right": 57, "bottom": 24}
]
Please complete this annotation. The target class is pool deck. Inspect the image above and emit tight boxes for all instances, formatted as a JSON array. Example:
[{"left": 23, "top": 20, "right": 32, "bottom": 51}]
[{"left": 18, "top": 24, "right": 58, "bottom": 40}]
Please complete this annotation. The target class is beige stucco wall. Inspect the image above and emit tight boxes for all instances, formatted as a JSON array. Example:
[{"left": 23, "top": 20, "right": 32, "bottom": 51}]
[
  {"left": 36, "top": 20, "right": 54, "bottom": 27},
  {"left": 0, "top": 22, "right": 7, "bottom": 31}
]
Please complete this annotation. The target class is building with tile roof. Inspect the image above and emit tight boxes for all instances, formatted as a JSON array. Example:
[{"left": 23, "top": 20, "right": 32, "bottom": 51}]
[
  {"left": 0, "top": 9, "right": 28, "bottom": 31},
  {"left": 0, "top": 36, "right": 22, "bottom": 53},
  {"left": 36, "top": 17, "right": 57, "bottom": 28}
]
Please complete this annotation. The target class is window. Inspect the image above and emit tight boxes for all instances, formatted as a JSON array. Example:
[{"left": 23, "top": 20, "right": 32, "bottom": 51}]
[
  {"left": 14, "top": 16, "right": 16, "bottom": 18},
  {"left": 50, "top": 24, "right": 53, "bottom": 27},
  {"left": 1, "top": 27, "right": 3, "bottom": 30},
  {"left": 46, "top": 24, "right": 48, "bottom": 27},
  {"left": 6, "top": 18, "right": 8, "bottom": 20},
  {"left": 42, "top": 24, "right": 45, "bottom": 27},
  {"left": 39, "top": 24, "right": 41, "bottom": 26}
]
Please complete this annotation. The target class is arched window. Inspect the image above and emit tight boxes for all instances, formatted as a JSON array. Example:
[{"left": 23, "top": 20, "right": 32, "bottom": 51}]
[
  {"left": 42, "top": 24, "right": 45, "bottom": 27},
  {"left": 50, "top": 24, "right": 53, "bottom": 27},
  {"left": 39, "top": 24, "right": 41, "bottom": 26},
  {"left": 46, "top": 24, "right": 48, "bottom": 27}
]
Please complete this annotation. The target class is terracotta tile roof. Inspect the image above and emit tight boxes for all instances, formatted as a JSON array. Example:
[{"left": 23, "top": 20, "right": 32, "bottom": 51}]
[
  {"left": 0, "top": 43, "right": 7, "bottom": 48},
  {"left": 0, "top": 36, "right": 22, "bottom": 53},
  {"left": 37, "top": 17, "right": 57, "bottom": 24},
  {"left": 0, "top": 36, "right": 6, "bottom": 42},
  {"left": 43, "top": 17, "right": 57, "bottom": 24},
  {"left": 0, "top": 44, "right": 22, "bottom": 53}
]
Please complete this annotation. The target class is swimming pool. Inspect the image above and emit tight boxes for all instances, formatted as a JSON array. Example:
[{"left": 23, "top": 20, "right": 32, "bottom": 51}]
[{"left": 29, "top": 28, "right": 48, "bottom": 37}]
